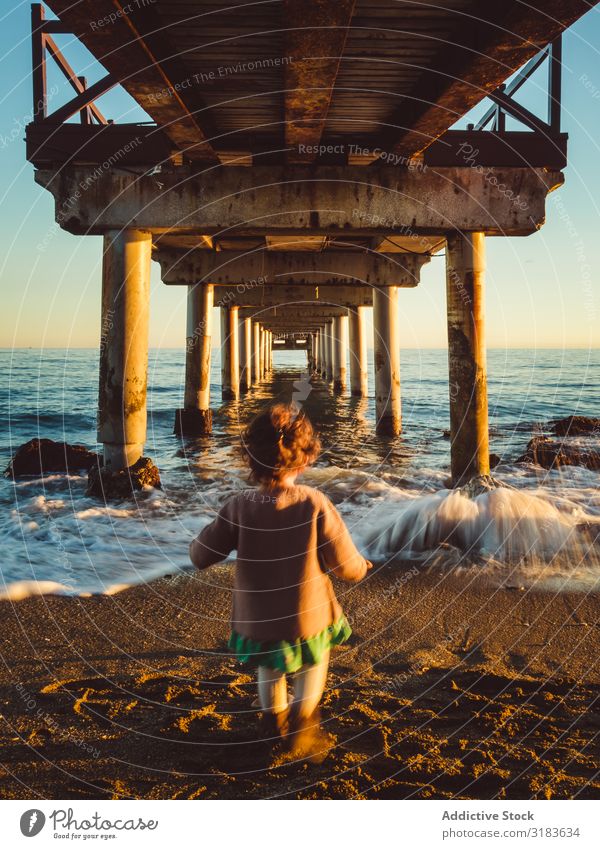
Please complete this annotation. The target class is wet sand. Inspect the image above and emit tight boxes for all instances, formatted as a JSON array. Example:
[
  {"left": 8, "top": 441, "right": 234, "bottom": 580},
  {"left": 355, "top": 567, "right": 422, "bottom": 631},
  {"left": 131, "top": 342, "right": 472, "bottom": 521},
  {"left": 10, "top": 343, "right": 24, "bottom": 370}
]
[{"left": 0, "top": 563, "right": 599, "bottom": 800}]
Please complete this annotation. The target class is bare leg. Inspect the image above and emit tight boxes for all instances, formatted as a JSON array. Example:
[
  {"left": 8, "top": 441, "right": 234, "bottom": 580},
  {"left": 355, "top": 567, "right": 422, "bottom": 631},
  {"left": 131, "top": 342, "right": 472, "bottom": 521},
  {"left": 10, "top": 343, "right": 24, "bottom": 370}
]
[
  {"left": 292, "top": 650, "right": 330, "bottom": 719},
  {"left": 257, "top": 666, "right": 288, "bottom": 715}
]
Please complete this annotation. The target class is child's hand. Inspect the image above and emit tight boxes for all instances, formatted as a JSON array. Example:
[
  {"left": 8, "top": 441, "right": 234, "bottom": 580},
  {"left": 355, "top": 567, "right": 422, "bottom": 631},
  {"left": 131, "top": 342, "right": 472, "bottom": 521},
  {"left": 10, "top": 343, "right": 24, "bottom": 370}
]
[{"left": 364, "top": 559, "right": 374, "bottom": 572}]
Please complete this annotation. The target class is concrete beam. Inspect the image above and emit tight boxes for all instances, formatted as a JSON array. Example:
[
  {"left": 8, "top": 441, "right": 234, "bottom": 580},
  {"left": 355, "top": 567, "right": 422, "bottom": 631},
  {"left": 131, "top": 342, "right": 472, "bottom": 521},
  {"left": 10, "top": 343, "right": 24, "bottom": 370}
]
[
  {"left": 157, "top": 248, "right": 426, "bottom": 287},
  {"left": 257, "top": 322, "right": 335, "bottom": 331},
  {"left": 214, "top": 284, "right": 374, "bottom": 308},
  {"left": 239, "top": 307, "right": 348, "bottom": 321},
  {"left": 35, "top": 166, "right": 563, "bottom": 237}
]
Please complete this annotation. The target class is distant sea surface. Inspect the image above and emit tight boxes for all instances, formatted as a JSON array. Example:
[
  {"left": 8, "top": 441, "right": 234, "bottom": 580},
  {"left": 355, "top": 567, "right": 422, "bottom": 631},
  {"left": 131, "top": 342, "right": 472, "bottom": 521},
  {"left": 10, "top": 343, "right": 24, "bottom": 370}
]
[{"left": 1, "top": 348, "right": 599, "bottom": 597}]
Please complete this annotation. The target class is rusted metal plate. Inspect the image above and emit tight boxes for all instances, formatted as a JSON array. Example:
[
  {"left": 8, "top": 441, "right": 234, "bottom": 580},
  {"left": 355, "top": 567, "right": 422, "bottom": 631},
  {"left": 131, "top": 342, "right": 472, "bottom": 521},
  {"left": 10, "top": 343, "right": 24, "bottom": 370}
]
[{"left": 283, "top": 0, "right": 356, "bottom": 163}]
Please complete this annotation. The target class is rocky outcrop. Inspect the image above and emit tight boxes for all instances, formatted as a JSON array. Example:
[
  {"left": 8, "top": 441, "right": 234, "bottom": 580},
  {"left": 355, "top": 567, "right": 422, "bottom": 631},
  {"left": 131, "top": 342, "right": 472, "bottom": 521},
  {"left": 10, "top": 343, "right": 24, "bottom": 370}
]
[
  {"left": 4, "top": 438, "right": 98, "bottom": 478},
  {"left": 455, "top": 474, "right": 513, "bottom": 496},
  {"left": 518, "top": 436, "right": 600, "bottom": 471},
  {"left": 86, "top": 456, "right": 161, "bottom": 498},
  {"left": 551, "top": 416, "right": 600, "bottom": 437}
]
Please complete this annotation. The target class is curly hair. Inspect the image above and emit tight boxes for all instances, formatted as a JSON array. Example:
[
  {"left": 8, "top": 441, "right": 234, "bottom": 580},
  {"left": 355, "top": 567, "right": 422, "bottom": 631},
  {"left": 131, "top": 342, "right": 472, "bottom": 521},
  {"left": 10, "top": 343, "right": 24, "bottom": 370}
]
[{"left": 241, "top": 403, "right": 321, "bottom": 485}]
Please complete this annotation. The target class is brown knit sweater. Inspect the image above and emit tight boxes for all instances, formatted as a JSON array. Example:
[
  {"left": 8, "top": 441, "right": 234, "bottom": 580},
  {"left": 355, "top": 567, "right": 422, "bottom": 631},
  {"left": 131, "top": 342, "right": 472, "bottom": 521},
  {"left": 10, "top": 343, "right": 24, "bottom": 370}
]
[{"left": 189, "top": 484, "right": 368, "bottom": 641}]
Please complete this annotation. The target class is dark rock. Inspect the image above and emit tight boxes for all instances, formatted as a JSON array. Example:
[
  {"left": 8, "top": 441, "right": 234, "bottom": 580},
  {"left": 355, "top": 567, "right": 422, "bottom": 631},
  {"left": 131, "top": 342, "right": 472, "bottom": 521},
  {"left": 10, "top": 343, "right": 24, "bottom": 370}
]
[
  {"left": 174, "top": 408, "right": 212, "bottom": 436},
  {"left": 4, "top": 438, "right": 98, "bottom": 478},
  {"left": 454, "top": 474, "right": 513, "bottom": 496},
  {"left": 489, "top": 453, "right": 501, "bottom": 469},
  {"left": 86, "top": 456, "right": 161, "bottom": 498},
  {"left": 518, "top": 436, "right": 600, "bottom": 471},
  {"left": 551, "top": 415, "right": 600, "bottom": 437}
]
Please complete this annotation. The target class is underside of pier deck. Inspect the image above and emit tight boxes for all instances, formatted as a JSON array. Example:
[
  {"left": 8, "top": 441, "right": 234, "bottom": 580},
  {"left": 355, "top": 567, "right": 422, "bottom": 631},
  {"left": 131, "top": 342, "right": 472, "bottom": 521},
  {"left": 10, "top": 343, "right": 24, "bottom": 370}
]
[{"left": 25, "top": 0, "right": 588, "bottom": 490}]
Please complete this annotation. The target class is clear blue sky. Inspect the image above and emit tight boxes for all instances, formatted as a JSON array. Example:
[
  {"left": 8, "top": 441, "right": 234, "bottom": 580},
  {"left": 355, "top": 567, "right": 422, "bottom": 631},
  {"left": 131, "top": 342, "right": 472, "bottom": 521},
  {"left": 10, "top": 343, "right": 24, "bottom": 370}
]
[{"left": 1, "top": 3, "right": 598, "bottom": 349}]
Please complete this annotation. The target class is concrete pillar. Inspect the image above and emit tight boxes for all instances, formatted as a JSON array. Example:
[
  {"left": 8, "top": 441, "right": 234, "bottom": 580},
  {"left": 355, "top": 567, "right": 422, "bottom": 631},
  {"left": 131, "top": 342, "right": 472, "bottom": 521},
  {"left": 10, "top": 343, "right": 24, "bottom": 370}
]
[
  {"left": 333, "top": 315, "right": 348, "bottom": 392},
  {"left": 348, "top": 306, "right": 368, "bottom": 397},
  {"left": 266, "top": 330, "right": 272, "bottom": 372},
  {"left": 446, "top": 231, "right": 489, "bottom": 485},
  {"left": 259, "top": 326, "right": 266, "bottom": 378},
  {"left": 329, "top": 322, "right": 335, "bottom": 382},
  {"left": 314, "top": 329, "right": 321, "bottom": 373},
  {"left": 373, "top": 285, "right": 401, "bottom": 435},
  {"left": 323, "top": 321, "right": 331, "bottom": 381},
  {"left": 239, "top": 316, "right": 253, "bottom": 391},
  {"left": 252, "top": 321, "right": 261, "bottom": 383},
  {"left": 220, "top": 305, "right": 240, "bottom": 400},
  {"left": 98, "top": 229, "right": 151, "bottom": 470},
  {"left": 174, "top": 283, "right": 214, "bottom": 435}
]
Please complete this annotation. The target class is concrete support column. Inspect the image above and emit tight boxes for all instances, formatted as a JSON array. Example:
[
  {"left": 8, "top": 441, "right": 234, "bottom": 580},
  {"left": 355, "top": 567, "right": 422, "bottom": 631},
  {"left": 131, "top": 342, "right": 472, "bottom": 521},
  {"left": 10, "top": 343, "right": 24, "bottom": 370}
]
[
  {"left": 220, "top": 305, "right": 240, "bottom": 400},
  {"left": 259, "top": 327, "right": 266, "bottom": 378},
  {"left": 373, "top": 285, "right": 401, "bottom": 435},
  {"left": 175, "top": 282, "right": 214, "bottom": 435},
  {"left": 333, "top": 315, "right": 348, "bottom": 392},
  {"left": 98, "top": 229, "right": 152, "bottom": 471},
  {"left": 348, "top": 306, "right": 368, "bottom": 397},
  {"left": 323, "top": 321, "right": 332, "bottom": 382},
  {"left": 314, "top": 329, "right": 321, "bottom": 373},
  {"left": 240, "top": 316, "right": 253, "bottom": 391},
  {"left": 446, "top": 231, "right": 489, "bottom": 485},
  {"left": 267, "top": 330, "right": 272, "bottom": 372},
  {"left": 252, "top": 321, "right": 261, "bottom": 383}
]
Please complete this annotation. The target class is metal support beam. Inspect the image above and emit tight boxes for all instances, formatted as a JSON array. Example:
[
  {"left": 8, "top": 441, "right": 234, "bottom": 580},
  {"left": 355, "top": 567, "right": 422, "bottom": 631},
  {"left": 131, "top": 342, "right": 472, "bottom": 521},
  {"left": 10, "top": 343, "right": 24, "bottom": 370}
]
[{"left": 283, "top": 0, "right": 356, "bottom": 163}]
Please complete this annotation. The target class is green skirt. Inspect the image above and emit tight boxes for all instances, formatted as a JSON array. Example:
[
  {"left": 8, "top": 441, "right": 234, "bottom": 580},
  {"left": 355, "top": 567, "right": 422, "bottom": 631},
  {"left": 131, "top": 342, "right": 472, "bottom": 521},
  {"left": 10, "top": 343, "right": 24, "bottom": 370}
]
[{"left": 228, "top": 616, "right": 352, "bottom": 673}]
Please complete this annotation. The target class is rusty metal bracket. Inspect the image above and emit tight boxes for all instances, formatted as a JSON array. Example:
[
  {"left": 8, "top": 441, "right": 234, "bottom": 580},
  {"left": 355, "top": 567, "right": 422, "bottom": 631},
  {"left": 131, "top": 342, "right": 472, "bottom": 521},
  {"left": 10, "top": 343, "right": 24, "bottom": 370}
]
[
  {"left": 31, "top": 3, "right": 114, "bottom": 126},
  {"left": 474, "top": 36, "right": 562, "bottom": 135}
]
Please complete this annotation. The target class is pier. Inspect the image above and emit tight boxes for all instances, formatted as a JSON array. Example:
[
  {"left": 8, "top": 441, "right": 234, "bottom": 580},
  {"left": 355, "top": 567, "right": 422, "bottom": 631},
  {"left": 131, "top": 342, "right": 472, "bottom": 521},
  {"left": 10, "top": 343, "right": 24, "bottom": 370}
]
[{"left": 25, "top": 0, "right": 587, "bottom": 493}]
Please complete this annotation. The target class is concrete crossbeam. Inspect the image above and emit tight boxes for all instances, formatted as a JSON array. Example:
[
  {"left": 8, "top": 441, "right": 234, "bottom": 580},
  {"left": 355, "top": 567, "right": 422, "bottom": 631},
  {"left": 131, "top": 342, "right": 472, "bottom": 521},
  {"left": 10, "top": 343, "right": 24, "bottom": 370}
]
[
  {"left": 239, "top": 307, "right": 348, "bottom": 321},
  {"left": 213, "top": 284, "right": 374, "bottom": 308},
  {"left": 35, "top": 166, "right": 563, "bottom": 237},
  {"left": 157, "top": 248, "right": 428, "bottom": 287}
]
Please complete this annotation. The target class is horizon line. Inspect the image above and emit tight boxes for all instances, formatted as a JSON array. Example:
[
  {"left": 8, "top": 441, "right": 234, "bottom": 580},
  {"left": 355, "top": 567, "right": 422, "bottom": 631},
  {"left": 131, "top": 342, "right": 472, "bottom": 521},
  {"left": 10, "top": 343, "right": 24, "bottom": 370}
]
[{"left": 1, "top": 346, "right": 599, "bottom": 352}]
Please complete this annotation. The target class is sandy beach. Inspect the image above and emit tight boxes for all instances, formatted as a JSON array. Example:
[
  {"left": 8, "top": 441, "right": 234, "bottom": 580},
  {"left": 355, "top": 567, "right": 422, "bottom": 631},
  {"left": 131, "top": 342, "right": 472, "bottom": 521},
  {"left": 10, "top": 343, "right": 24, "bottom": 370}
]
[{"left": 0, "top": 562, "right": 598, "bottom": 800}]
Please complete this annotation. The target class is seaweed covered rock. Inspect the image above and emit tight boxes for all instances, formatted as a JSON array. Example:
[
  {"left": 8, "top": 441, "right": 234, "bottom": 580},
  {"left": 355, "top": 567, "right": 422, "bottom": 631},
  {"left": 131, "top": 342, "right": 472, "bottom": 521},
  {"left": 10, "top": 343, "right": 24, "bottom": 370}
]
[
  {"left": 4, "top": 438, "right": 98, "bottom": 478},
  {"left": 518, "top": 436, "right": 600, "bottom": 471},
  {"left": 551, "top": 416, "right": 600, "bottom": 437},
  {"left": 86, "top": 456, "right": 161, "bottom": 498}
]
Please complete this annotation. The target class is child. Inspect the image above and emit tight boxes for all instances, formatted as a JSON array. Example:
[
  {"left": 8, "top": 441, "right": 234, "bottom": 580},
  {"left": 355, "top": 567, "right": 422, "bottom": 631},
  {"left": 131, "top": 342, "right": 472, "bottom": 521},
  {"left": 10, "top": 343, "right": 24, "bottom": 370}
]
[{"left": 189, "top": 403, "right": 371, "bottom": 761}]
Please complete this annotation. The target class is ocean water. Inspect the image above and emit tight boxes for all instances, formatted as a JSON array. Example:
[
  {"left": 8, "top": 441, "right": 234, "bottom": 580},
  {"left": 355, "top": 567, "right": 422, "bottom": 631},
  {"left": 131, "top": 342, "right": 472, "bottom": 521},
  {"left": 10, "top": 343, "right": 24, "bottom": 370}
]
[{"left": 1, "top": 347, "right": 599, "bottom": 598}]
